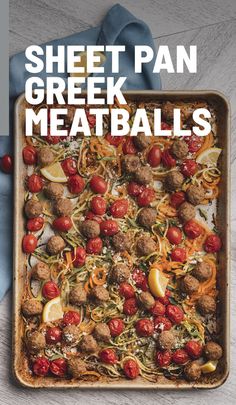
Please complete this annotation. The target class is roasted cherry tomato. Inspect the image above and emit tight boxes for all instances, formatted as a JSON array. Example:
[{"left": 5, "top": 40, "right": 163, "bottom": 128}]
[
  {"left": 166, "top": 226, "right": 182, "bottom": 245},
  {"left": 22, "top": 234, "right": 37, "bottom": 253},
  {"left": 123, "top": 359, "right": 139, "bottom": 379},
  {"left": 135, "top": 319, "right": 154, "bottom": 337},
  {"left": 100, "top": 219, "right": 118, "bottom": 236},
  {"left": 105, "top": 132, "right": 124, "bottom": 147},
  {"left": 46, "top": 327, "right": 62, "bottom": 344},
  {"left": 122, "top": 138, "right": 137, "bottom": 155},
  {"left": 61, "top": 157, "right": 77, "bottom": 176},
  {"left": 53, "top": 216, "right": 72, "bottom": 232},
  {"left": 22, "top": 146, "right": 37, "bottom": 165},
  {"left": 108, "top": 318, "right": 124, "bottom": 337},
  {"left": 110, "top": 199, "right": 128, "bottom": 218},
  {"left": 119, "top": 282, "right": 135, "bottom": 299},
  {"left": 99, "top": 348, "right": 118, "bottom": 364},
  {"left": 28, "top": 174, "right": 43, "bottom": 193},
  {"left": 170, "top": 191, "right": 186, "bottom": 208},
  {"left": 132, "top": 268, "right": 148, "bottom": 291},
  {"left": 127, "top": 181, "right": 145, "bottom": 197},
  {"left": 184, "top": 220, "right": 202, "bottom": 239},
  {"left": 171, "top": 247, "right": 186, "bottom": 262},
  {"left": 137, "top": 188, "right": 155, "bottom": 207},
  {"left": 166, "top": 304, "right": 184, "bottom": 324},
  {"left": 50, "top": 358, "right": 67, "bottom": 377},
  {"left": 90, "top": 175, "right": 107, "bottom": 194},
  {"left": 0, "top": 154, "right": 13, "bottom": 174},
  {"left": 185, "top": 340, "right": 203, "bottom": 359},
  {"left": 185, "top": 134, "right": 203, "bottom": 153},
  {"left": 123, "top": 298, "right": 138, "bottom": 316},
  {"left": 161, "top": 122, "right": 172, "bottom": 130},
  {"left": 63, "top": 310, "right": 80, "bottom": 326},
  {"left": 149, "top": 300, "right": 166, "bottom": 316},
  {"left": 155, "top": 350, "right": 172, "bottom": 367},
  {"left": 147, "top": 145, "right": 162, "bottom": 167},
  {"left": 72, "top": 246, "right": 86, "bottom": 267},
  {"left": 32, "top": 357, "right": 50, "bottom": 376},
  {"left": 91, "top": 196, "right": 107, "bottom": 215},
  {"left": 172, "top": 349, "right": 190, "bottom": 365},
  {"left": 86, "top": 237, "right": 103, "bottom": 254},
  {"left": 181, "top": 159, "right": 198, "bottom": 177},
  {"left": 45, "top": 135, "right": 60, "bottom": 144},
  {"left": 85, "top": 211, "right": 103, "bottom": 224},
  {"left": 204, "top": 234, "right": 222, "bottom": 253},
  {"left": 154, "top": 316, "right": 172, "bottom": 332},
  {"left": 26, "top": 217, "right": 44, "bottom": 232},
  {"left": 161, "top": 149, "right": 176, "bottom": 168},
  {"left": 86, "top": 112, "right": 96, "bottom": 128},
  {"left": 42, "top": 281, "right": 60, "bottom": 300},
  {"left": 68, "top": 174, "right": 85, "bottom": 194},
  {"left": 157, "top": 290, "right": 171, "bottom": 305}
]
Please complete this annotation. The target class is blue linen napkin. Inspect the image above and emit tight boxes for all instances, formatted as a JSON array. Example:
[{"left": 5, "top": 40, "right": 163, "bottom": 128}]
[{"left": 0, "top": 3, "right": 161, "bottom": 300}]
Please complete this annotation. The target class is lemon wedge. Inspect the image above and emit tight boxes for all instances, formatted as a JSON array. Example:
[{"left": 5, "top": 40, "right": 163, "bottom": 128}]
[
  {"left": 70, "top": 51, "right": 106, "bottom": 79},
  {"left": 148, "top": 268, "right": 169, "bottom": 298},
  {"left": 196, "top": 147, "right": 222, "bottom": 166},
  {"left": 41, "top": 162, "right": 67, "bottom": 183},
  {"left": 201, "top": 360, "right": 218, "bottom": 374},
  {"left": 42, "top": 296, "right": 64, "bottom": 322}
]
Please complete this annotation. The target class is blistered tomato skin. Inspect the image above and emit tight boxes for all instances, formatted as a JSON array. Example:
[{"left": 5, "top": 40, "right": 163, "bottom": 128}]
[
  {"left": 108, "top": 318, "right": 124, "bottom": 337},
  {"left": 132, "top": 269, "right": 148, "bottom": 291},
  {"left": 158, "top": 290, "right": 171, "bottom": 306},
  {"left": 171, "top": 247, "right": 186, "bottom": 262},
  {"left": 72, "top": 246, "right": 86, "bottom": 267},
  {"left": 137, "top": 188, "right": 155, "bottom": 207},
  {"left": 105, "top": 132, "right": 124, "bottom": 147},
  {"left": 32, "top": 357, "right": 50, "bottom": 376},
  {"left": 46, "top": 327, "right": 62, "bottom": 344},
  {"left": 91, "top": 196, "right": 107, "bottom": 215},
  {"left": 86, "top": 113, "right": 96, "bottom": 128},
  {"left": 0, "top": 154, "right": 13, "bottom": 174},
  {"left": 99, "top": 349, "right": 118, "bottom": 364},
  {"left": 42, "top": 281, "right": 60, "bottom": 300},
  {"left": 185, "top": 134, "right": 203, "bottom": 153},
  {"left": 135, "top": 319, "right": 154, "bottom": 337},
  {"left": 63, "top": 310, "right": 80, "bottom": 326},
  {"left": 68, "top": 174, "right": 85, "bottom": 194},
  {"left": 185, "top": 340, "right": 203, "bottom": 359},
  {"left": 122, "top": 138, "right": 137, "bottom": 155},
  {"left": 61, "top": 158, "right": 77, "bottom": 176},
  {"left": 154, "top": 316, "right": 172, "bottom": 332},
  {"left": 27, "top": 217, "right": 44, "bottom": 232},
  {"left": 110, "top": 199, "right": 128, "bottom": 218},
  {"left": 166, "top": 226, "right": 182, "bottom": 245},
  {"left": 50, "top": 358, "right": 67, "bottom": 377},
  {"left": 90, "top": 175, "right": 107, "bottom": 194},
  {"left": 161, "top": 149, "right": 176, "bottom": 168},
  {"left": 181, "top": 159, "right": 198, "bottom": 177},
  {"left": 53, "top": 216, "right": 72, "bottom": 232},
  {"left": 123, "top": 359, "right": 139, "bottom": 379},
  {"left": 156, "top": 350, "right": 172, "bottom": 367},
  {"left": 119, "top": 283, "right": 135, "bottom": 299},
  {"left": 149, "top": 300, "right": 166, "bottom": 316},
  {"left": 172, "top": 349, "right": 190, "bottom": 365},
  {"left": 85, "top": 211, "right": 103, "bottom": 224},
  {"left": 127, "top": 182, "right": 145, "bottom": 197},
  {"left": 100, "top": 220, "right": 119, "bottom": 236},
  {"left": 166, "top": 304, "right": 184, "bottom": 324},
  {"left": 28, "top": 174, "right": 43, "bottom": 193},
  {"left": 184, "top": 220, "right": 202, "bottom": 239},
  {"left": 170, "top": 191, "right": 186, "bottom": 208},
  {"left": 123, "top": 298, "right": 138, "bottom": 316},
  {"left": 45, "top": 135, "right": 60, "bottom": 144},
  {"left": 204, "top": 234, "right": 222, "bottom": 253},
  {"left": 22, "top": 234, "right": 37, "bottom": 253},
  {"left": 23, "top": 146, "right": 37, "bottom": 165},
  {"left": 147, "top": 145, "right": 162, "bottom": 167},
  {"left": 86, "top": 237, "right": 103, "bottom": 254}
]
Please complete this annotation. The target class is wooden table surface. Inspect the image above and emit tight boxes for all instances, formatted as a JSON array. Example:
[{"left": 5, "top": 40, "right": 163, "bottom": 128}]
[{"left": 5, "top": 0, "right": 235, "bottom": 403}]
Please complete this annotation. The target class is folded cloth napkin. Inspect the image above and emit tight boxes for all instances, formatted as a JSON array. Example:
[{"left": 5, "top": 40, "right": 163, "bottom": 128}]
[{"left": 0, "top": 3, "right": 161, "bottom": 300}]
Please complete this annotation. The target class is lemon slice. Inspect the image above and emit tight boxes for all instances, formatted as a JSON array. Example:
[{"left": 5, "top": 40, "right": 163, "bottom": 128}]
[
  {"left": 196, "top": 147, "right": 222, "bottom": 166},
  {"left": 201, "top": 360, "right": 218, "bottom": 374},
  {"left": 42, "top": 296, "right": 64, "bottom": 322},
  {"left": 70, "top": 51, "right": 106, "bottom": 79},
  {"left": 41, "top": 162, "right": 67, "bottom": 182},
  {"left": 148, "top": 268, "right": 169, "bottom": 298}
]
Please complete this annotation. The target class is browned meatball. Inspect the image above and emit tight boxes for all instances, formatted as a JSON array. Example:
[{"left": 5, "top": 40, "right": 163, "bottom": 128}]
[
  {"left": 181, "top": 275, "right": 200, "bottom": 295},
  {"left": 67, "top": 357, "right": 87, "bottom": 378},
  {"left": 136, "top": 235, "right": 156, "bottom": 256},
  {"left": 80, "top": 220, "right": 100, "bottom": 239},
  {"left": 121, "top": 155, "right": 141, "bottom": 175},
  {"left": 162, "top": 102, "right": 175, "bottom": 122},
  {"left": 93, "top": 323, "right": 111, "bottom": 342},
  {"left": 204, "top": 341, "right": 223, "bottom": 361},
  {"left": 80, "top": 335, "right": 98, "bottom": 353},
  {"left": 62, "top": 325, "right": 81, "bottom": 344},
  {"left": 165, "top": 171, "right": 184, "bottom": 191},
  {"left": 186, "top": 185, "right": 205, "bottom": 206},
  {"left": 111, "top": 263, "right": 130, "bottom": 284},
  {"left": 171, "top": 140, "right": 188, "bottom": 159},
  {"left": 31, "top": 262, "right": 50, "bottom": 281},
  {"left": 24, "top": 199, "right": 43, "bottom": 219},
  {"left": 133, "top": 133, "right": 151, "bottom": 150},
  {"left": 37, "top": 146, "right": 55, "bottom": 167},
  {"left": 44, "top": 182, "right": 64, "bottom": 200},
  {"left": 22, "top": 299, "right": 43, "bottom": 317},
  {"left": 134, "top": 166, "right": 153, "bottom": 185},
  {"left": 69, "top": 283, "right": 87, "bottom": 306},
  {"left": 178, "top": 202, "right": 195, "bottom": 223},
  {"left": 112, "top": 232, "right": 131, "bottom": 252},
  {"left": 139, "top": 291, "right": 155, "bottom": 310},
  {"left": 65, "top": 105, "right": 76, "bottom": 126},
  {"left": 137, "top": 207, "right": 156, "bottom": 229},
  {"left": 184, "top": 361, "right": 201, "bottom": 381},
  {"left": 196, "top": 295, "right": 216, "bottom": 315},
  {"left": 158, "top": 331, "right": 176, "bottom": 350},
  {"left": 46, "top": 235, "right": 66, "bottom": 255},
  {"left": 192, "top": 261, "right": 212, "bottom": 282},
  {"left": 90, "top": 285, "right": 109, "bottom": 303},
  {"left": 26, "top": 331, "right": 46, "bottom": 353},
  {"left": 54, "top": 198, "right": 73, "bottom": 216}
]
